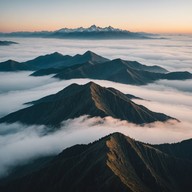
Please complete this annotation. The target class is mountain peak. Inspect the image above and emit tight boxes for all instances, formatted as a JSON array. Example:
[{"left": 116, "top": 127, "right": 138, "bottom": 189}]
[
  {"left": 52, "top": 51, "right": 63, "bottom": 56},
  {"left": 109, "top": 132, "right": 128, "bottom": 139},
  {"left": 0, "top": 82, "right": 173, "bottom": 126},
  {"left": 56, "top": 25, "right": 123, "bottom": 33},
  {"left": 86, "top": 81, "right": 102, "bottom": 93},
  {"left": 4, "top": 132, "right": 192, "bottom": 192},
  {"left": 89, "top": 24, "right": 97, "bottom": 29},
  {"left": 82, "top": 50, "right": 101, "bottom": 59},
  {"left": 83, "top": 50, "right": 96, "bottom": 56},
  {"left": 45, "top": 52, "right": 64, "bottom": 58},
  {"left": 112, "top": 58, "right": 125, "bottom": 63},
  {"left": 77, "top": 50, "right": 109, "bottom": 63},
  {"left": 85, "top": 81, "right": 98, "bottom": 86},
  {"left": 6, "top": 59, "right": 19, "bottom": 63}
]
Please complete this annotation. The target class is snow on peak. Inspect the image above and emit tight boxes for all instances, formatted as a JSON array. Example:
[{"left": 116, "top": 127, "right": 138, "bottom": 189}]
[{"left": 56, "top": 25, "right": 124, "bottom": 33}]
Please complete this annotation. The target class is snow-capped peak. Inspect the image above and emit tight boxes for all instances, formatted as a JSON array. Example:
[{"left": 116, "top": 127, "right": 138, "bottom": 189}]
[{"left": 56, "top": 25, "right": 124, "bottom": 33}]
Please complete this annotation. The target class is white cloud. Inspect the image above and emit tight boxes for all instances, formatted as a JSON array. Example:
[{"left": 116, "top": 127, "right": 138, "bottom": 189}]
[
  {"left": 0, "top": 73, "right": 191, "bottom": 124},
  {"left": 0, "top": 116, "right": 191, "bottom": 178},
  {"left": 154, "top": 79, "right": 192, "bottom": 93},
  {"left": 0, "top": 35, "right": 191, "bottom": 179},
  {"left": 0, "top": 35, "right": 192, "bottom": 72}
]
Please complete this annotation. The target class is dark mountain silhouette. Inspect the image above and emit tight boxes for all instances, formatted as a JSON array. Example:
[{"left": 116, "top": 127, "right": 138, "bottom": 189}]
[
  {"left": 23, "top": 52, "right": 72, "bottom": 69},
  {"left": 53, "top": 58, "right": 191, "bottom": 85},
  {"left": 0, "top": 25, "right": 153, "bottom": 39},
  {"left": 0, "top": 51, "right": 109, "bottom": 72},
  {"left": 0, "top": 60, "right": 32, "bottom": 71},
  {"left": 67, "top": 50, "right": 109, "bottom": 65},
  {"left": 31, "top": 57, "right": 168, "bottom": 76},
  {"left": 155, "top": 138, "right": 192, "bottom": 161},
  {"left": 163, "top": 71, "right": 192, "bottom": 80},
  {"left": 0, "top": 82, "right": 173, "bottom": 126},
  {"left": 1, "top": 132, "right": 192, "bottom": 192},
  {"left": 0, "top": 40, "right": 18, "bottom": 46},
  {"left": 25, "top": 51, "right": 109, "bottom": 69},
  {"left": 50, "top": 30, "right": 150, "bottom": 39},
  {"left": 1, "top": 51, "right": 191, "bottom": 85}
]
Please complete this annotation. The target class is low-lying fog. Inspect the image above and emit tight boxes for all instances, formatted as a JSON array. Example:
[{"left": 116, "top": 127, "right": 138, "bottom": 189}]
[
  {"left": 0, "top": 35, "right": 192, "bottom": 72},
  {"left": 0, "top": 72, "right": 192, "bottom": 178},
  {"left": 0, "top": 36, "right": 192, "bottom": 178}
]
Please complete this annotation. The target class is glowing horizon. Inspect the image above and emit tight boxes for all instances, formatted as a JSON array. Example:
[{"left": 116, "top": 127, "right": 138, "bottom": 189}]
[
  {"left": 0, "top": 0, "right": 192, "bottom": 34},
  {"left": 1, "top": 24, "right": 192, "bottom": 34}
]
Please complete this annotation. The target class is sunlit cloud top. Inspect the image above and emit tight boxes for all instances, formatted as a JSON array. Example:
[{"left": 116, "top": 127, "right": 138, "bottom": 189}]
[{"left": 0, "top": 0, "right": 192, "bottom": 33}]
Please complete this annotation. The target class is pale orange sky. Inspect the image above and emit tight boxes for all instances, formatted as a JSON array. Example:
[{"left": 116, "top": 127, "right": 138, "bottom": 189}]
[{"left": 0, "top": 0, "right": 192, "bottom": 33}]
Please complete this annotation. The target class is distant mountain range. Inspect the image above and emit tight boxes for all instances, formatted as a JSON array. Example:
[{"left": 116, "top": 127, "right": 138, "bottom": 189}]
[
  {"left": 0, "top": 40, "right": 18, "bottom": 46},
  {"left": 1, "top": 50, "right": 191, "bottom": 85},
  {"left": 1, "top": 132, "right": 192, "bottom": 192},
  {"left": 0, "top": 51, "right": 192, "bottom": 85},
  {"left": 0, "top": 82, "right": 173, "bottom": 126},
  {"left": 0, "top": 51, "right": 109, "bottom": 71},
  {"left": 52, "top": 57, "right": 192, "bottom": 85},
  {"left": 0, "top": 25, "right": 153, "bottom": 39}
]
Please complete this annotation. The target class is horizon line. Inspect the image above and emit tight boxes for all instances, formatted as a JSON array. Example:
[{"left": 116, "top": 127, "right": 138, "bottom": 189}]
[{"left": 0, "top": 25, "right": 192, "bottom": 35}]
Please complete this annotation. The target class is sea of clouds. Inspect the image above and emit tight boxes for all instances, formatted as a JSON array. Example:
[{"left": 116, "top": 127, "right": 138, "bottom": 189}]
[
  {"left": 0, "top": 36, "right": 192, "bottom": 178},
  {"left": 0, "top": 73, "right": 192, "bottom": 177},
  {"left": 0, "top": 35, "right": 192, "bottom": 72}
]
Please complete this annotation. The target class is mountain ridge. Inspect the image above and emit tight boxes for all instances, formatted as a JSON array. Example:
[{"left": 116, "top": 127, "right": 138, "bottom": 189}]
[
  {"left": 1, "top": 132, "right": 192, "bottom": 192},
  {"left": 0, "top": 40, "right": 18, "bottom": 46},
  {"left": 0, "top": 51, "right": 109, "bottom": 71},
  {"left": 0, "top": 82, "right": 174, "bottom": 126},
  {"left": 53, "top": 58, "right": 191, "bottom": 85},
  {"left": 0, "top": 25, "right": 153, "bottom": 39},
  {"left": 1, "top": 51, "right": 191, "bottom": 86}
]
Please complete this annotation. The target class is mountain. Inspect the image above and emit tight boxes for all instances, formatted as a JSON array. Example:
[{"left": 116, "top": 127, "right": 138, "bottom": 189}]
[
  {"left": 107, "top": 87, "right": 143, "bottom": 100},
  {"left": 50, "top": 25, "right": 151, "bottom": 39},
  {"left": 0, "top": 51, "right": 109, "bottom": 72},
  {"left": 1, "top": 51, "right": 190, "bottom": 85},
  {"left": 0, "top": 82, "right": 173, "bottom": 126},
  {"left": 155, "top": 138, "right": 192, "bottom": 161},
  {"left": 53, "top": 58, "right": 191, "bottom": 85},
  {"left": 56, "top": 25, "right": 123, "bottom": 33},
  {"left": 23, "top": 52, "right": 72, "bottom": 69},
  {"left": 1, "top": 133, "right": 192, "bottom": 192},
  {"left": 25, "top": 51, "right": 109, "bottom": 69},
  {"left": 31, "top": 59, "right": 167, "bottom": 78},
  {"left": 0, "top": 40, "right": 18, "bottom": 46},
  {"left": 0, "top": 60, "right": 32, "bottom": 71},
  {"left": 0, "top": 25, "right": 152, "bottom": 39},
  {"left": 31, "top": 57, "right": 168, "bottom": 76},
  {"left": 59, "top": 50, "right": 109, "bottom": 67},
  {"left": 163, "top": 71, "right": 192, "bottom": 80}
]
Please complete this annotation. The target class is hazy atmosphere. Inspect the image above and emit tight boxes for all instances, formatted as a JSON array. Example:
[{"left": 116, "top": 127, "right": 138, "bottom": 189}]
[
  {"left": 0, "top": 1, "right": 192, "bottom": 191},
  {"left": 1, "top": 35, "right": 192, "bottom": 72},
  {"left": 0, "top": 36, "right": 192, "bottom": 177}
]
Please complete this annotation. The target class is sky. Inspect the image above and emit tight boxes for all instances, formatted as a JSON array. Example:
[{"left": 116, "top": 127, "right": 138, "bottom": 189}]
[{"left": 0, "top": 0, "right": 192, "bottom": 33}]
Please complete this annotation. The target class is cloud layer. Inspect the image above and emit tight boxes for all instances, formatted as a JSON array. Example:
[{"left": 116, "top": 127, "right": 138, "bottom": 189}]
[
  {"left": 0, "top": 35, "right": 191, "bottom": 179},
  {"left": 0, "top": 72, "right": 191, "bottom": 122},
  {"left": 0, "top": 35, "right": 192, "bottom": 72},
  {"left": 0, "top": 73, "right": 191, "bottom": 178},
  {"left": 0, "top": 115, "right": 191, "bottom": 178}
]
